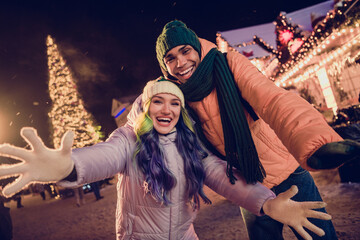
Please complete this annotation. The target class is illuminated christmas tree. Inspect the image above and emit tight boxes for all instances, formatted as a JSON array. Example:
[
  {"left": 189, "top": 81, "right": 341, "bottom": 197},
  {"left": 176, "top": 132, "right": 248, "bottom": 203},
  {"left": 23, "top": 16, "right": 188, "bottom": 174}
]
[{"left": 46, "top": 35, "right": 103, "bottom": 148}]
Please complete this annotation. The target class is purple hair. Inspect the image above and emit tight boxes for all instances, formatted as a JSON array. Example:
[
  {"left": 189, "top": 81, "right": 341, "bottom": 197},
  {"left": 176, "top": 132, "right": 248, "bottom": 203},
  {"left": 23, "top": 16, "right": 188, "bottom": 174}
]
[{"left": 135, "top": 112, "right": 211, "bottom": 209}]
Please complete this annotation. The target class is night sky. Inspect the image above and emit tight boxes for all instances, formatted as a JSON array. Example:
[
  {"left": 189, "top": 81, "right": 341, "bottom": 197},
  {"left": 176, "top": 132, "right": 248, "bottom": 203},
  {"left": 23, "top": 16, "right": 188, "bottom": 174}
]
[{"left": 0, "top": 0, "right": 326, "bottom": 148}]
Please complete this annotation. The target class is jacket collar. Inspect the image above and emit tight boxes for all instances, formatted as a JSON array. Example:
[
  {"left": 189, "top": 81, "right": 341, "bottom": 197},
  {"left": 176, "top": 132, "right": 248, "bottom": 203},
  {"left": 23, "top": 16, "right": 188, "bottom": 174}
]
[{"left": 159, "top": 129, "right": 177, "bottom": 145}]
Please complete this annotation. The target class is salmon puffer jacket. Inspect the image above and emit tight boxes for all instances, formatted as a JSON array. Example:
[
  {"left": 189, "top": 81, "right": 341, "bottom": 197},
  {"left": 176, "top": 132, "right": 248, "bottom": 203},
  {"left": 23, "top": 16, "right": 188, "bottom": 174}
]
[
  {"left": 183, "top": 38, "right": 343, "bottom": 188},
  {"left": 58, "top": 126, "right": 275, "bottom": 240}
]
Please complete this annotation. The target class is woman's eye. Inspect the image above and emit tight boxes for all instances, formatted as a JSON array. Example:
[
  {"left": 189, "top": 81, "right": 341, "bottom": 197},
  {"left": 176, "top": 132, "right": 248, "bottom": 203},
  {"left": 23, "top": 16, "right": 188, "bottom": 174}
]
[
  {"left": 153, "top": 100, "right": 162, "bottom": 104},
  {"left": 171, "top": 102, "right": 180, "bottom": 106}
]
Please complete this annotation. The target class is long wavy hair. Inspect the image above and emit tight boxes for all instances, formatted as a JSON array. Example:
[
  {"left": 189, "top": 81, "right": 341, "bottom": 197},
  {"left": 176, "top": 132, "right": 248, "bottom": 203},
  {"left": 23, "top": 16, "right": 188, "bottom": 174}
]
[{"left": 134, "top": 99, "right": 211, "bottom": 209}]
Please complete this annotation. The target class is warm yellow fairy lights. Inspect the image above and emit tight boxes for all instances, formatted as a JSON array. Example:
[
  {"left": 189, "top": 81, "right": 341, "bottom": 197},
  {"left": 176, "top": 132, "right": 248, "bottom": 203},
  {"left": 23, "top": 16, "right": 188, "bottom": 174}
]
[
  {"left": 275, "top": 22, "right": 360, "bottom": 86},
  {"left": 46, "top": 35, "right": 102, "bottom": 149},
  {"left": 250, "top": 58, "right": 268, "bottom": 75}
]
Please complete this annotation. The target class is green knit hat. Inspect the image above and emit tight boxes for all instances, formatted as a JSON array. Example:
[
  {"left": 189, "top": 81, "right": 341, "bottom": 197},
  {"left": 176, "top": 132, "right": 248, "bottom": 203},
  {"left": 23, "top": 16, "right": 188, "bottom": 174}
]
[{"left": 156, "top": 20, "right": 201, "bottom": 72}]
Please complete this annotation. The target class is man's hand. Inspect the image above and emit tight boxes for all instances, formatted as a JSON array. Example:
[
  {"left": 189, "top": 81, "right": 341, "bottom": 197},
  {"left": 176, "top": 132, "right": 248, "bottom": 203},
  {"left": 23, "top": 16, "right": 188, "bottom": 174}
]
[
  {"left": 262, "top": 185, "right": 332, "bottom": 240},
  {"left": 0, "top": 127, "right": 74, "bottom": 197},
  {"left": 308, "top": 139, "right": 360, "bottom": 169}
]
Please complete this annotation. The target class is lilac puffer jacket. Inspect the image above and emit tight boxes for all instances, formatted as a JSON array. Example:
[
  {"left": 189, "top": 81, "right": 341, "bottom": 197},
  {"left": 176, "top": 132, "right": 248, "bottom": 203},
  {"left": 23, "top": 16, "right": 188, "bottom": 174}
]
[{"left": 59, "top": 126, "right": 275, "bottom": 240}]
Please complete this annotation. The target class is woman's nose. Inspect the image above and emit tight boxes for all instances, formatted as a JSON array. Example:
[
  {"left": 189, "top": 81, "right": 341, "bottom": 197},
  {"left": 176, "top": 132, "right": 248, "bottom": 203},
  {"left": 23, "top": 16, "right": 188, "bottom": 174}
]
[{"left": 161, "top": 103, "right": 171, "bottom": 114}]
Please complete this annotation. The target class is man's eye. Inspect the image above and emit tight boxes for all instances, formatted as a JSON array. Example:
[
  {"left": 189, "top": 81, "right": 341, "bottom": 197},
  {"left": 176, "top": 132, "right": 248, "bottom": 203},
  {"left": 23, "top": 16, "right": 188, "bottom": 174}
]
[
  {"left": 165, "top": 58, "right": 174, "bottom": 64},
  {"left": 183, "top": 48, "right": 190, "bottom": 54}
]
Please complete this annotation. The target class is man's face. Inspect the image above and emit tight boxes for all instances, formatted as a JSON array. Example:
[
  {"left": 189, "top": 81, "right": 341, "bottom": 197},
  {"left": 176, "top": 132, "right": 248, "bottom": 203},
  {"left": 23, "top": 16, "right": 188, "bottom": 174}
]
[{"left": 163, "top": 45, "right": 200, "bottom": 83}]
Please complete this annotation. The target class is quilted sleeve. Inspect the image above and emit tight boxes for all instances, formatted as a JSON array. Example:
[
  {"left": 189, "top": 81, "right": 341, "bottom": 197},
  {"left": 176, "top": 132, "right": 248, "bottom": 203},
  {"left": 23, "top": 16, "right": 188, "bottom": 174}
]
[
  {"left": 227, "top": 51, "right": 343, "bottom": 169},
  {"left": 58, "top": 127, "right": 135, "bottom": 188},
  {"left": 203, "top": 154, "right": 275, "bottom": 216}
]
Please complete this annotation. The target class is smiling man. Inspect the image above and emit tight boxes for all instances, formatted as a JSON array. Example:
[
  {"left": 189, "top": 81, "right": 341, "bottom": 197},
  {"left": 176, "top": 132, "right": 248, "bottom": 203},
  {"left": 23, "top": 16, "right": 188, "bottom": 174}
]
[
  {"left": 163, "top": 45, "right": 199, "bottom": 83},
  {"left": 151, "top": 20, "right": 360, "bottom": 240}
]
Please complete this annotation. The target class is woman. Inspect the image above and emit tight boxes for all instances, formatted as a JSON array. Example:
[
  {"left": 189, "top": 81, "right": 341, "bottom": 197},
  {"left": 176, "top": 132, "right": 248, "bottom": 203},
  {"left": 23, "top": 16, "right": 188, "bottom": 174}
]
[{"left": 0, "top": 78, "right": 330, "bottom": 240}]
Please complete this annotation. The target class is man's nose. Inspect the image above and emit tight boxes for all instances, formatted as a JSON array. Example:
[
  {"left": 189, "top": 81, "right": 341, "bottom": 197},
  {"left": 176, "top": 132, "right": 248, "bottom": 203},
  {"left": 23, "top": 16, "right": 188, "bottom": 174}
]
[{"left": 177, "top": 56, "right": 186, "bottom": 67}]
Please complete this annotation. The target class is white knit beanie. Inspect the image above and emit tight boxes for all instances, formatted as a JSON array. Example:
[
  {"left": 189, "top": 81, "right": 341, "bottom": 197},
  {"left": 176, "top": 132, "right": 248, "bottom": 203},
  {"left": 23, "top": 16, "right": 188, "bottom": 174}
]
[{"left": 142, "top": 78, "right": 185, "bottom": 108}]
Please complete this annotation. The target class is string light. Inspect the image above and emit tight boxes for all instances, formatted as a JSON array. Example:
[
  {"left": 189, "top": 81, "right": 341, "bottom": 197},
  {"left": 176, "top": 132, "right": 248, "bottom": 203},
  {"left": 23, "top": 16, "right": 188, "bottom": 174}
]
[
  {"left": 253, "top": 35, "right": 278, "bottom": 55},
  {"left": 274, "top": 0, "right": 360, "bottom": 87},
  {"left": 216, "top": 0, "right": 359, "bottom": 95},
  {"left": 277, "top": 30, "right": 360, "bottom": 86}
]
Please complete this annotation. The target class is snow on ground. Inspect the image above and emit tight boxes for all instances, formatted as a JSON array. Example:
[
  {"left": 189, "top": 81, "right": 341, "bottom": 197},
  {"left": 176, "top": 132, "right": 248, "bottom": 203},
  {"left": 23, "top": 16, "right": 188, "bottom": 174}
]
[{"left": 6, "top": 169, "right": 360, "bottom": 240}]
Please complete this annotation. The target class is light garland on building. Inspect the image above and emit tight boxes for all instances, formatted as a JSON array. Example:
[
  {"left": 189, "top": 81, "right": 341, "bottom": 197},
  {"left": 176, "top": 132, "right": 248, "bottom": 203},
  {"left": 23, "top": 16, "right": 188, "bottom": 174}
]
[
  {"left": 216, "top": 33, "right": 229, "bottom": 53},
  {"left": 250, "top": 58, "right": 268, "bottom": 76},
  {"left": 253, "top": 35, "right": 278, "bottom": 55},
  {"left": 275, "top": 26, "right": 360, "bottom": 87},
  {"left": 236, "top": 41, "right": 256, "bottom": 48},
  {"left": 275, "top": 0, "right": 360, "bottom": 86},
  {"left": 46, "top": 35, "right": 103, "bottom": 148},
  {"left": 275, "top": 12, "right": 305, "bottom": 64}
]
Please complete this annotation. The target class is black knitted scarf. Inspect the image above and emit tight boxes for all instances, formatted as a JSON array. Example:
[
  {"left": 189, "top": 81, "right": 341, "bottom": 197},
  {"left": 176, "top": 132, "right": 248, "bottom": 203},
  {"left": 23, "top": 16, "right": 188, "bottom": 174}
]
[{"left": 179, "top": 48, "right": 265, "bottom": 184}]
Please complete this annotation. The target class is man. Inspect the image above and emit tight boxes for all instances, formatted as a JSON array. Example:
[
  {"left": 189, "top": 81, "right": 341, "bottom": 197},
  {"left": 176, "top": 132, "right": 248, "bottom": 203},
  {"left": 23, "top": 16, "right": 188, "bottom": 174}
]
[{"left": 127, "top": 20, "right": 360, "bottom": 239}]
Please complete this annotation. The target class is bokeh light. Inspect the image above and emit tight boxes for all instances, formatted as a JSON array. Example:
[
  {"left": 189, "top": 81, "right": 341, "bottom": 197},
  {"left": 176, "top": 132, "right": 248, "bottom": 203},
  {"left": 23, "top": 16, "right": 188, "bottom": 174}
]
[{"left": 0, "top": 112, "right": 6, "bottom": 142}]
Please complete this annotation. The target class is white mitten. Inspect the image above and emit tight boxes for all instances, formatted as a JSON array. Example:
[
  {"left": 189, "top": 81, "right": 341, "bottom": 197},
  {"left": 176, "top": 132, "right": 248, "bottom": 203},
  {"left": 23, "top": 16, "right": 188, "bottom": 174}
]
[
  {"left": 262, "top": 185, "right": 332, "bottom": 240},
  {"left": 0, "top": 127, "right": 74, "bottom": 197}
]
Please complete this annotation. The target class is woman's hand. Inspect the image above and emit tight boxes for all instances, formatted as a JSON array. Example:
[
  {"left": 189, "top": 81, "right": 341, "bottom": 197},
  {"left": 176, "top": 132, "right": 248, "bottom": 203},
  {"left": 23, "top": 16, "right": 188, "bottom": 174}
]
[
  {"left": 0, "top": 127, "right": 74, "bottom": 197},
  {"left": 262, "top": 185, "right": 332, "bottom": 240}
]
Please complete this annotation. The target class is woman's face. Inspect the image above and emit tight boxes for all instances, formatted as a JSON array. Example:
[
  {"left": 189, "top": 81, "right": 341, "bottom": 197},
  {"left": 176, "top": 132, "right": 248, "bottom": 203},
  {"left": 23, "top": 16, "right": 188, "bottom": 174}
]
[{"left": 148, "top": 93, "right": 181, "bottom": 135}]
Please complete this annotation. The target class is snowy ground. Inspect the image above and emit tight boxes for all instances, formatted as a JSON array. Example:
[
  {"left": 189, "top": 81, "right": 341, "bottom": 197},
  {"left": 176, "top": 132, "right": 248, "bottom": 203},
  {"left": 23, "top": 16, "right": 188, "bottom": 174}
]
[{"left": 6, "top": 169, "right": 360, "bottom": 240}]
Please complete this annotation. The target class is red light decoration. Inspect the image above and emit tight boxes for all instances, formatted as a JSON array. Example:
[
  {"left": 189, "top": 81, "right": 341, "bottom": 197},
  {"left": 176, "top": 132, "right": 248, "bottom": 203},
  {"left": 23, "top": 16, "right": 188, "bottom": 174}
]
[
  {"left": 279, "top": 30, "right": 294, "bottom": 45},
  {"left": 289, "top": 38, "right": 304, "bottom": 53},
  {"left": 242, "top": 50, "right": 254, "bottom": 57}
]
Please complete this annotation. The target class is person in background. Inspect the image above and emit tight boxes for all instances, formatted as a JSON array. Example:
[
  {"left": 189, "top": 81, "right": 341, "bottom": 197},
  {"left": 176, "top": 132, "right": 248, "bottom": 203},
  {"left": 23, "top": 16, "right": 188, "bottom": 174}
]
[
  {"left": 73, "top": 186, "right": 85, "bottom": 207},
  {"left": 126, "top": 20, "right": 360, "bottom": 240},
  {"left": 12, "top": 192, "right": 23, "bottom": 209},
  {"left": 0, "top": 79, "right": 332, "bottom": 240},
  {"left": 89, "top": 181, "right": 104, "bottom": 201},
  {"left": 102, "top": 177, "right": 114, "bottom": 186},
  {"left": 0, "top": 188, "right": 12, "bottom": 240},
  {"left": 33, "top": 183, "right": 46, "bottom": 200}
]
